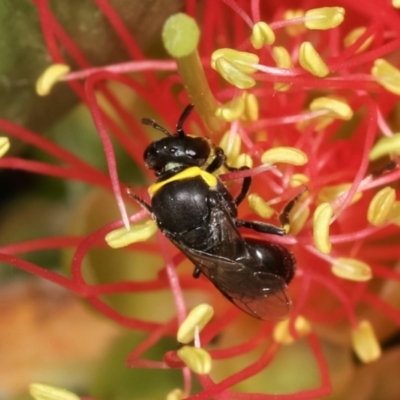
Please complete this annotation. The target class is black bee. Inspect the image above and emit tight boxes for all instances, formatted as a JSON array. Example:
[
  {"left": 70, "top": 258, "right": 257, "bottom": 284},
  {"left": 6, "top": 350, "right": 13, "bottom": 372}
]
[{"left": 129, "top": 104, "right": 296, "bottom": 320}]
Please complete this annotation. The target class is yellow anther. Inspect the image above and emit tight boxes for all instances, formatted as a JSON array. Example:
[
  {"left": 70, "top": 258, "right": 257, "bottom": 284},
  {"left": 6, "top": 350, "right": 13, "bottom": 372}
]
[
  {"left": 148, "top": 167, "right": 217, "bottom": 197},
  {"left": 211, "top": 48, "right": 259, "bottom": 74},
  {"left": 29, "top": 384, "right": 80, "bottom": 400},
  {"left": 105, "top": 220, "right": 158, "bottom": 248},
  {"left": 215, "top": 97, "right": 245, "bottom": 122},
  {"left": 248, "top": 193, "right": 275, "bottom": 219},
  {"left": 261, "top": 147, "right": 308, "bottom": 166},
  {"left": 367, "top": 186, "right": 396, "bottom": 226},
  {"left": 288, "top": 201, "right": 310, "bottom": 235},
  {"left": 250, "top": 21, "right": 275, "bottom": 49},
  {"left": 213, "top": 57, "right": 256, "bottom": 89},
  {"left": 177, "top": 346, "right": 212, "bottom": 375},
  {"left": 351, "top": 320, "right": 381, "bottom": 363},
  {"left": 36, "top": 64, "right": 70, "bottom": 96},
  {"left": 372, "top": 59, "right": 400, "bottom": 95},
  {"left": 272, "top": 46, "right": 293, "bottom": 91},
  {"left": 369, "top": 133, "right": 400, "bottom": 161},
  {"left": 344, "top": 27, "right": 373, "bottom": 53},
  {"left": 318, "top": 183, "right": 362, "bottom": 205},
  {"left": 0, "top": 137, "right": 10, "bottom": 158},
  {"left": 299, "top": 42, "right": 330, "bottom": 77},
  {"left": 388, "top": 201, "right": 400, "bottom": 226},
  {"left": 393, "top": 0, "right": 400, "bottom": 8},
  {"left": 177, "top": 304, "right": 214, "bottom": 344},
  {"left": 232, "top": 153, "right": 253, "bottom": 169},
  {"left": 304, "top": 7, "right": 345, "bottom": 30},
  {"left": 309, "top": 97, "right": 353, "bottom": 120},
  {"left": 284, "top": 10, "right": 306, "bottom": 36},
  {"left": 313, "top": 202, "right": 333, "bottom": 254},
  {"left": 273, "top": 316, "right": 311, "bottom": 344},
  {"left": 331, "top": 258, "right": 372, "bottom": 282},
  {"left": 166, "top": 389, "right": 184, "bottom": 400},
  {"left": 289, "top": 173, "right": 310, "bottom": 188},
  {"left": 242, "top": 92, "right": 259, "bottom": 121},
  {"left": 219, "top": 131, "right": 241, "bottom": 159}
]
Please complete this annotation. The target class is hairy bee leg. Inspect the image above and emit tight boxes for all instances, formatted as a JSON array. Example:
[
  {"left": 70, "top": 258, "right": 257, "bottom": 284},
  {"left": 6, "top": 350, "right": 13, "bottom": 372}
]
[
  {"left": 236, "top": 219, "right": 286, "bottom": 236},
  {"left": 126, "top": 188, "right": 153, "bottom": 213},
  {"left": 279, "top": 187, "right": 307, "bottom": 228}
]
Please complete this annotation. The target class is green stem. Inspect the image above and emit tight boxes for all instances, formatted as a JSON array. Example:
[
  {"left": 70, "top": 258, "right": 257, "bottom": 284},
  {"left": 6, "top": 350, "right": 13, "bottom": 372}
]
[{"left": 162, "top": 13, "right": 226, "bottom": 136}]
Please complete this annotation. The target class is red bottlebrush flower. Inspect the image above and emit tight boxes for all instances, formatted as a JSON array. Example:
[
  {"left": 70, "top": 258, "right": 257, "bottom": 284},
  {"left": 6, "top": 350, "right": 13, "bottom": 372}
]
[{"left": 2, "top": 1, "right": 400, "bottom": 399}]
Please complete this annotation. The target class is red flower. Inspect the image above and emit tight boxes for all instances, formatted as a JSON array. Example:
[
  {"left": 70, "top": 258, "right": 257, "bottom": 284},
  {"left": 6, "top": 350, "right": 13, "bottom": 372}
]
[{"left": 2, "top": 1, "right": 400, "bottom": 399}]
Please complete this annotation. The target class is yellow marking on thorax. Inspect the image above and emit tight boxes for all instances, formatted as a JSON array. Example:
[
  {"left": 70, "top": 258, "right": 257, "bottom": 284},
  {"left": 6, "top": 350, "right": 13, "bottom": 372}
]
[{"left": 148, "top": 166, "right": 218, "bottom": 197}]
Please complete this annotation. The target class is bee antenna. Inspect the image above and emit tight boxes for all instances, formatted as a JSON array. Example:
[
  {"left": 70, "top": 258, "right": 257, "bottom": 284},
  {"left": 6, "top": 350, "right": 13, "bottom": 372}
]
[
  {"left": 141, "top": 118, "right": 172, "bottom": 137},
  {"left": 176, "top": 104, "right": 194, "bottom": 136}
]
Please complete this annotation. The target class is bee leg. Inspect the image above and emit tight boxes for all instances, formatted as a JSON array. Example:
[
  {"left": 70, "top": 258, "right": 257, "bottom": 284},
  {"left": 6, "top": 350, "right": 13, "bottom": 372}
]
[
  {"left": 236, "top": 219, "right": 286, "bottom": 236},
  {"left": 193, "top": 267, "right": 201, "bottom": 278},
  {"left": 207, "top": 146, "right": 251, "bottom": 205},
  {"left": 206, "top": 146, "right": 226, "bottom": 173},
  {"left": 126, "top": 188, "right": 153, "bottom": 213},
  {"left": 279, "top": 187, "right": 307, "bottom": 228},
  {"left": 231, "top": 167, "right": 251, "bottom": 206}
]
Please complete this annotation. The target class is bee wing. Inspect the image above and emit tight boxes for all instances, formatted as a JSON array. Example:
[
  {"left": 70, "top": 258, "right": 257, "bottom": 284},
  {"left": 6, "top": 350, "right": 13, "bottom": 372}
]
[{"left": 173, "top": 243, "right": 292, "bottom": 321}]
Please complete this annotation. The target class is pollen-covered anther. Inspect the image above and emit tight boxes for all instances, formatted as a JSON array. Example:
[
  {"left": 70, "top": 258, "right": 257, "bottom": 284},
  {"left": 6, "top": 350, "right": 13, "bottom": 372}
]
[
  {"left": 367, "top": 186, "right": 396, "bottom": 226},
  {"left": 331, "top": 258, "right": 372, "bottom": 281},
  {"left": 313, "top": 202, "right": 333, "bottom": 254},
  {"left": 318, "top": 183, "right": 362, "bottom": 205},
  {"left": 211, "top": 49, "right": 259, "bottom": 74},
  {"left": 344, "top": 27, "right": 373, "bottom": 53},
  {"left": 211, "top": 49, "right": 259, "bottom": 89},
  {"left": 0, "top": 137, "right": 10, "bottom": 158},
  {"left": 233, "top": 153, "right": 253, "bottom": 169},
  {"left": 372, "top": 59, "right": 400, "bottom": 95},
  {"left": 177, "top": 304, "right": 214, "bottom": 344},
  {"left": 351, "top": 320, "right": 382, "bottom": 363},
  {"left": 36, "top": 64, "right": 71, "bottom": 96},
  {"left": 299, "top": 42, "right": 329, "bottom": 77},
  {"left": 393, "top": 0, "right": 400, "bottom": 9},
  {"left": 273, "top": 316, "right": 311, "bottom": 344},
  {"left": 215, "top": 98, "right": 245, "bottom": 122},
  {"left": 369, "top": 133, "right": 400, "bottom": 161},
  {"left": 214, "top": 57, "right": 256, "bottom": 89},
  {"left": 219, "top": 131, "right": 241, "bottom": 160},
  {"left": 29, "top": 384, "right": 80, "bottom": 400},
  {"left": 261, "top": 147, "right": 308, "bottom": 166},
  {"left": 283, "top": 9, "right": 306, "bottom": 36},
  {"left": 388, "top": 201, "right": 400, "bottom": 226},
  {"left": 309, "top": 97, "right": 353, "bottom": 120},
  {"left": 290, "top": 173, "right": 310, "bottom": 188},
  {"left": 248, "top": 193, "right": 275, "bottom": 219},
  {"left": 304, "top": 7, "right": 345, "bottom": 30},
  {"left": 250, "top": 21, "right": 275, "bottom": 49},
  {"left": 166, "top": 388, "right": 184, "bottom": 400},
  {"left": 105, "top": 220, "right": 158, "bottom": 248},
  {"left": 272, "top": 46, "right": 293, "bottom": 91},
  {"left": 177, "top": 346, "right": 212, "bottom": 375},
  {"left": 288, "top": 201, "right": 310, "bottom": 235},
  {"left": 241, "top": 92, "right": 259, "bottom": 121}
]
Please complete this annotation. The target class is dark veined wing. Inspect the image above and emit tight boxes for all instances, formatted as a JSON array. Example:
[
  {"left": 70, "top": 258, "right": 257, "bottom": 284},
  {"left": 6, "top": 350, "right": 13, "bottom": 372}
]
[
  {"left": 164, "top": 188, "right": 292, "bottom": 320},
  {"left": 169, "top": 238, "right": 292, "bottom": 321}
]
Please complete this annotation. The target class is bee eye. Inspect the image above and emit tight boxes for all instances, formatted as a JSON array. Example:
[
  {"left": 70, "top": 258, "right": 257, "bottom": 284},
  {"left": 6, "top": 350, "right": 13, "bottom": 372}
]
[{"left": 170, "top": 147, "right": 176, "bottom": 153}]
